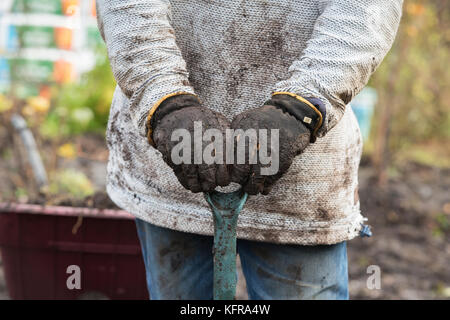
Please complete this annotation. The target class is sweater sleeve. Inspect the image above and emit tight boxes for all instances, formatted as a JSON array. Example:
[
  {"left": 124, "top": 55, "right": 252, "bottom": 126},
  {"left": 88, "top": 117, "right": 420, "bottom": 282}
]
[
  {"left": 96, "top": 0, "right": 195, "bottom": 137},
  {"left": 272, "top": 0, "right": 403, "bottom": 137}
]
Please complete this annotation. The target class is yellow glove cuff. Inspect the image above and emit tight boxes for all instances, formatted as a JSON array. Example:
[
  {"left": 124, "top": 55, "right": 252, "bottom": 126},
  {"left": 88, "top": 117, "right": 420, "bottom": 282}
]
[
  {"left": 146, "top": 91, "right": 198, "bottom": 147},
  {"left": 272, "top": 92, "right": 323, "bottom": 139}
]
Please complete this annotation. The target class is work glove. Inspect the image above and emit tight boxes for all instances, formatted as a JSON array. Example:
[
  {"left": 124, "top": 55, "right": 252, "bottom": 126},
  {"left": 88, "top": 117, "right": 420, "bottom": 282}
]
[
  {"left": 230, "top": 93, "right": 324, "bottom": 195},
  {"left": 149, "top": 94, "right": 231, "bottom": 193}
]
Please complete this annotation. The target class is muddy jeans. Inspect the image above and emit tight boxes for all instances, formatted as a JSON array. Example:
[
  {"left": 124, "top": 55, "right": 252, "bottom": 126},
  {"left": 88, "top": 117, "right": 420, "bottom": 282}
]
[{"left": 135, "top": 219, "right": 349, "bottom": 300}]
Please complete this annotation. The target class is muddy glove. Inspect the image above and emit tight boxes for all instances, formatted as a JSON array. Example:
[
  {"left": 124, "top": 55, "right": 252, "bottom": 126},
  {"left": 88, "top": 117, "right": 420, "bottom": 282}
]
[
  {"left": 230, "top": 93, "right": 324, "bottom": 195},
  {"left": 149, "top": 94, "right": 231, "bottom": 193}
]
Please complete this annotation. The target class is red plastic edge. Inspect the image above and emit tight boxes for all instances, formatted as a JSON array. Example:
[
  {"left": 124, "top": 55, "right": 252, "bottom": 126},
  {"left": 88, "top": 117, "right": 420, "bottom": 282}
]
[{"left": 0, "top": 203, "right": 135, "bottom": 220}]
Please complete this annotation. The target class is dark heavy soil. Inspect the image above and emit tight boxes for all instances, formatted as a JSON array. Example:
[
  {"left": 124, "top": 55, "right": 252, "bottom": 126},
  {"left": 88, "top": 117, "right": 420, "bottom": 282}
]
[
  {"left": 347, "top": 164, "right": 450, "bottom": 299},
  {"left": 0, "top": 149, "right": 449, "bottom": 299}
]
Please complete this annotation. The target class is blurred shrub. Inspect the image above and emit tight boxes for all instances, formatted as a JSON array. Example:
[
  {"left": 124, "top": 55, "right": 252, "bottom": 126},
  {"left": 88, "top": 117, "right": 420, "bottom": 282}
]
[
  {"left": 57, "top": 143, "right": 77, "bottom": 159},
  {"left": 0, "top": 94, "right": 13, "bottom": 113},
  {"left": 368, "top": 0, "right": 449, "bottom": 165},
  {"left": 47, "top": 169, "right": 94, "bottom": 199},
  {"left": 41, "top": 48, "right": 115, "bottom": 138}
]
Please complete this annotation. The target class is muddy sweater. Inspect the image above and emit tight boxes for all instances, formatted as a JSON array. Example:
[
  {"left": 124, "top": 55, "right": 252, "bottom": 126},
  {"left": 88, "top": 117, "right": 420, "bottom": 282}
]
[{"left": 97, "top": 0, "right": 402, "bottom": 245}]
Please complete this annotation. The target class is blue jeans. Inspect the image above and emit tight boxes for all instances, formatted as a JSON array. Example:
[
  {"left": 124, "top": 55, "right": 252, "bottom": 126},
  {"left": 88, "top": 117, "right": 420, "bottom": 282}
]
[{"left": 135, "top": 219, "right": 349, "bottom": 300}]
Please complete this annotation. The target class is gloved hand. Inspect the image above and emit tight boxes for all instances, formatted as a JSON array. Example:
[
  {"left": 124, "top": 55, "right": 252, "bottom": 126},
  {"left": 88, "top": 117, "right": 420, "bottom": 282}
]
[
  {"left": 230, "top": 93, "right": 323, "bottom": 195},
  {"left": 149, "top": 94, "right": 231, "bottom": 193}
]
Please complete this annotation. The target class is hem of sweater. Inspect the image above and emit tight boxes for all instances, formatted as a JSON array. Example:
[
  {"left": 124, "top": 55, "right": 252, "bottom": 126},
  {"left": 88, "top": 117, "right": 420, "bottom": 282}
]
[{"left": 107, "top": 184, "right": 366, "bottom": 246}]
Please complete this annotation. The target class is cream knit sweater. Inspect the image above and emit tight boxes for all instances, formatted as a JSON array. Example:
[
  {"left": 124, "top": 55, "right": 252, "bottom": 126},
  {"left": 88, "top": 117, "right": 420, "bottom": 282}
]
[{"left": 97, "top": 0, "right": 402, "bottom": 244}]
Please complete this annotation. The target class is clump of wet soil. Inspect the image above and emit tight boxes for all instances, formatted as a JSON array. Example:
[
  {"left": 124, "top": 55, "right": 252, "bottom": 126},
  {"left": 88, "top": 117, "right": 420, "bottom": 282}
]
[{"left": 30, "top": 191, "right": 119, "bottom": 210}]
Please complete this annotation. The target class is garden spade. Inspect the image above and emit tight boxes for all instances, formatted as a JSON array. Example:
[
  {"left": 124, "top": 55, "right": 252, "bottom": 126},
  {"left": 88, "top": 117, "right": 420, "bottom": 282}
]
[{"left": 204, "top": 188, "right": 248, "bottom": 300}]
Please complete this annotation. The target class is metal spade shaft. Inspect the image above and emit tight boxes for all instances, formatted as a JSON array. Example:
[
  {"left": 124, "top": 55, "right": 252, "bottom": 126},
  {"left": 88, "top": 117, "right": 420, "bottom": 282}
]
[{"left": 204, "top": 189, "right": 248, "bottom": 300}]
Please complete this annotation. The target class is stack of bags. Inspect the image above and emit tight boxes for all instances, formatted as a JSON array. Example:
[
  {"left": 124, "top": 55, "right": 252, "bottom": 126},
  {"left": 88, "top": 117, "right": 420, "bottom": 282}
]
[{"left": 0, "top": 0, "right": 102, "bottom": 98}]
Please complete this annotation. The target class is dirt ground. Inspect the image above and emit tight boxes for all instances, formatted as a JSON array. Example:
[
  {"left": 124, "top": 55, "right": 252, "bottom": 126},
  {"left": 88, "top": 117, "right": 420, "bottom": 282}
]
[
  {"left": 347, "top": 163, "right": 450, "bottom": 299},
  {"left": 0, "top": 135, "right": 449, "bottom": 300},
  {"left": 234, "top": 163, "right": 450, "bottom": 300}
]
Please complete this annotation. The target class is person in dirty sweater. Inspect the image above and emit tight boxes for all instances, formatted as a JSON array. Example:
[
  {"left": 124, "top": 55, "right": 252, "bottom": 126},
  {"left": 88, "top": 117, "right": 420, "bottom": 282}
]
[{"left": 96, "top": 0, "right": 402, "bottom": 299}]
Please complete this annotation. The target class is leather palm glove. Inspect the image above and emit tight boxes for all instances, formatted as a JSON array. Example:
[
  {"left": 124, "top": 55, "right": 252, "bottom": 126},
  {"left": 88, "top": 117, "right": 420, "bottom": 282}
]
[
  {"left": 230, "top": 93, "right": 324, "bottom": 195},
  {"left": 148, "top": 94, "right": 231, "bottom": 193}
]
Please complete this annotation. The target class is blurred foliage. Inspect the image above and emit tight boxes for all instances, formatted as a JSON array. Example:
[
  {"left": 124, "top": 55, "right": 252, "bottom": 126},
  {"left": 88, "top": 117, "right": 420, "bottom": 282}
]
[
  {"left": 57, "top": 143, "right": 77, "bottom": 159},
  {"left": 368, "top": 0, "right": 450, "bottom": 167},
  {"left": 432, "top": 212, "right": 450, "bottom": 239},
  {"left": 14, "top": 187, "right": 28, "bottom": 202},
  {"left": 40, "top": 48, "right": 115, "bottom": 138},
  {"left": 0, "top": 94, "right": 13, "bottom": 112},
  {"left": 47, "top": 169, "right": 95, "bottom": 199}
]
